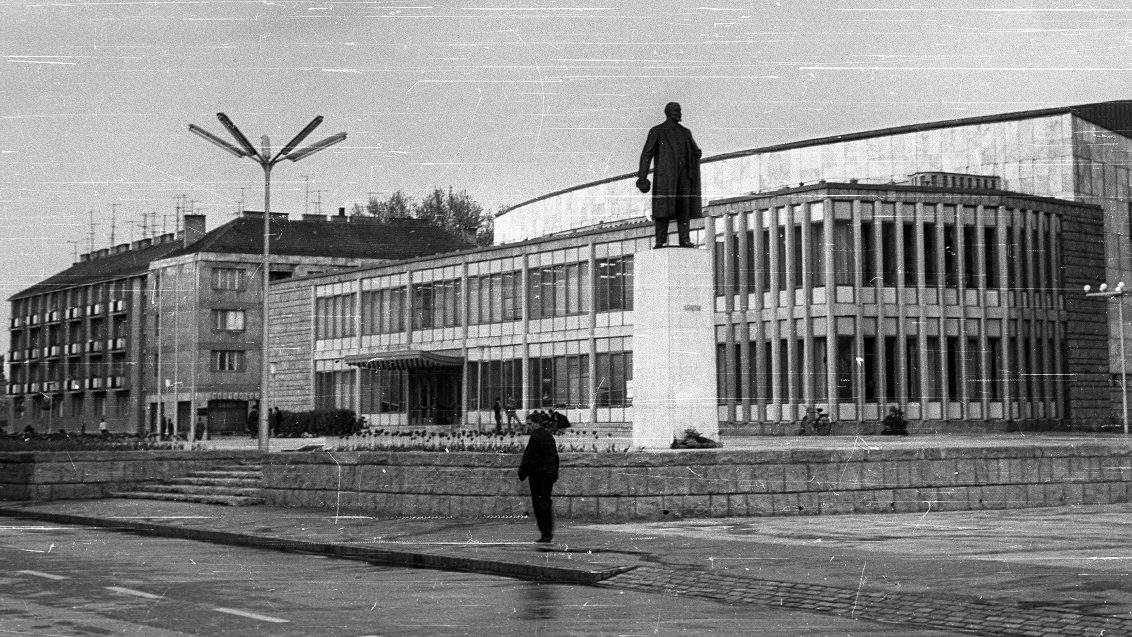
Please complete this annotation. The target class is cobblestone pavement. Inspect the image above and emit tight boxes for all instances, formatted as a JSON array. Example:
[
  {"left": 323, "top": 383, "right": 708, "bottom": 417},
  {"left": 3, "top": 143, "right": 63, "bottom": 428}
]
[{"left": 603, "top": 566, "right": 1131, "bottom": 636}]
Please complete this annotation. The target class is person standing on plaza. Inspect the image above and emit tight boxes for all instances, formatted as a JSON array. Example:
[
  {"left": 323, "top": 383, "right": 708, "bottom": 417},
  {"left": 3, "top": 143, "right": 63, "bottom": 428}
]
[
  {"left": 636, "top": 101, "right": 703, "bottom": 249},
  {"left": 504, "top": 395, "right": 521, "bottom": 429},
  {"left": 493, "top": 398, "right": 503, "bottom": 433},
  {"left": 517, "top": 414, "right": 559, "bottom": 543},
  {"left": 98, "top": 417, "right": 108, "bottom": 437}
]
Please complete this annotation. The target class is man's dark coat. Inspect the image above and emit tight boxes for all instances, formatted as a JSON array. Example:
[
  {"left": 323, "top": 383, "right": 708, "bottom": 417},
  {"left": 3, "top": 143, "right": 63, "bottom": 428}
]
[
  {"left": 637, "top": 119, "right": 703, "bottom": 220},
  {"left": 518, "top": 427, "right": 559, "bottom": 483}
]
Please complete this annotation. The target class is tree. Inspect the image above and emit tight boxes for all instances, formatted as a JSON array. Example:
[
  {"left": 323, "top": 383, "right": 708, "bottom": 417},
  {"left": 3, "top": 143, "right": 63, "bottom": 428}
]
[{"left": 357, "top": 187, "right": 494, "bottom": 247}]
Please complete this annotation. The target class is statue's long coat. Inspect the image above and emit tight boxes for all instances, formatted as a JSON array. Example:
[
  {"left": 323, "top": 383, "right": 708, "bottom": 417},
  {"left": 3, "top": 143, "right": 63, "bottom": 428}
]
[{"left": 637, "top": 119, "right": 703, "bottom": 220}]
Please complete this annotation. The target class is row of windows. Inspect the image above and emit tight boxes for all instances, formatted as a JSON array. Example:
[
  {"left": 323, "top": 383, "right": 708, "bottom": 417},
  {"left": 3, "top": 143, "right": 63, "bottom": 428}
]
[
  {"left": 717, "top": 331, "right": 1059, "bottom": 407},
  {"left": 465, "top": 350, "right": 635, "bottom": 410},
  {"left": 314, "top": 256, "right": 635, "bottom": 339},
  {"left": 715, "top": 202, "right": 1061, "bottom": 298},
  {"left": 13, "top": 279, "right": 134, "bottom": 317}
]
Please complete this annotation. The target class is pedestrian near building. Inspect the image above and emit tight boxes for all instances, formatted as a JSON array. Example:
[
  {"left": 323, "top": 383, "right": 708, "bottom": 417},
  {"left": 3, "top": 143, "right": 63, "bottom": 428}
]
[
  {"left": 504, "top": 396, "right": 521, "bottom": 429},
  {"left": 493, "top": 398, "right": 503, "bottom": 433},
  {"left": 98, "top": 417, "right": 108, "bottom": 437},
  {"left": 517, "top": 413, "right": 559, "bottom": 543}
]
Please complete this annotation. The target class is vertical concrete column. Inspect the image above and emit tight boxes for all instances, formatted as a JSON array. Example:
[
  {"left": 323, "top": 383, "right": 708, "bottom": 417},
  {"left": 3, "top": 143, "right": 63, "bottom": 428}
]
[{"left": 631, "top": 248, "right": 718, "bottom": 449}]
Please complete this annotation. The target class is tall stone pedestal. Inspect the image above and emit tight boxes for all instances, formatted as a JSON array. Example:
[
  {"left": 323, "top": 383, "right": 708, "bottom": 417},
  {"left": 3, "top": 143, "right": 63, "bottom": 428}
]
[{"left": 631, "top": 248, "right": 719, "bottom": 449}]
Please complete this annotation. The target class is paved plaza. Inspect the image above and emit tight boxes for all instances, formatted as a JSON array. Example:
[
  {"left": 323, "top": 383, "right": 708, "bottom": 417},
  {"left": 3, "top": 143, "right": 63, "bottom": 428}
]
[{"left": 2, "top": 496, "right": 1129, "bottom": 635}]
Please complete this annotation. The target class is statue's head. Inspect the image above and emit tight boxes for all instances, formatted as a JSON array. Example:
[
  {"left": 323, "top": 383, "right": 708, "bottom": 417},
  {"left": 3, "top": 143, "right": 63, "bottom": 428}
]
[{"left": 664, "top": 102, "right": 682, "bottom": 122}]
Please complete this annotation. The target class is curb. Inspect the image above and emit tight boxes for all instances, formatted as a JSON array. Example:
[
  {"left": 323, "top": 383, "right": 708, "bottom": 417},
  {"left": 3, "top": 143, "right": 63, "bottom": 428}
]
[{"left": 0, "top": 506, "right": 633, "bottom": 586}]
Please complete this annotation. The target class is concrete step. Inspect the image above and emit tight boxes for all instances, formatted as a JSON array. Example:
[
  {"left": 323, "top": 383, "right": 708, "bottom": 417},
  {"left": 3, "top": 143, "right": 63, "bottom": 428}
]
[
  {"left": 110, "top": 491, "right": 265, "bottom": 506},
  {"left": 139, "top": 484, "right": 262, "bottom": 497},
  {"left": 175, "top": 477, "right": 261, "bottom": 487}
]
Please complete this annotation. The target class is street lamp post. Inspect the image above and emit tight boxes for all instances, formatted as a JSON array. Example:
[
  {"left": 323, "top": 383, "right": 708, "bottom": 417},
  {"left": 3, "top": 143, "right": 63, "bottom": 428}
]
[
  {"left": 1084, "top": 281, "right": 1128, "bottom": 435},
  {"left": 189, "top": 114, "right": 347, "bottom": 451}
]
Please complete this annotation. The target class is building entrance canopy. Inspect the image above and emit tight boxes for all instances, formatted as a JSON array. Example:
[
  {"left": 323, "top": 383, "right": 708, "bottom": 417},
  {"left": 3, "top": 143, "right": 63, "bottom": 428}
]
[{"left": 344, "top": 350, "right": 463, "bottom": 371}]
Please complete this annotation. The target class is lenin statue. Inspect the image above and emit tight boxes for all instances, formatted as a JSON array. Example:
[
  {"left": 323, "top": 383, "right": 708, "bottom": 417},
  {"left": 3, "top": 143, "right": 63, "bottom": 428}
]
[{"left": 636, "top": 102, "right": 703, "bottom": 249}]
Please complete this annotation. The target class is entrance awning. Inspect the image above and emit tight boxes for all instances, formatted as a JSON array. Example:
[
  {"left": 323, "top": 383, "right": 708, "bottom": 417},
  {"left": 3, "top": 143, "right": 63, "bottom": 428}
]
[{"left": 344, "top": 350, "right": 464, "bottom": 371}]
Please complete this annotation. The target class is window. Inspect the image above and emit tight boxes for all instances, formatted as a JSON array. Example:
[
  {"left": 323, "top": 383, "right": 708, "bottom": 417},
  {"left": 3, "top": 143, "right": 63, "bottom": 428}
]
[
  {"left": 884, "top": 336, "right": 897, "bottom": 400},
  {"left": 361, "top": 369, "right": 404, "bottom": 413},
  {"left": 832, "top": 221, "right": 854, "bottom": 286},
  {"left": 315, "top": 294, "right": 357, "bottom": 339},
  {"left": 212, "top": 268, "right": 245, "bottom": 290},
  {"left": 792, "top": 224, "right": 804, "bottom": 287},
  {"left": 596, "top": 256, "right": 634, "bottom": 312},
  {"left": 965, "top": 336, "right": 982, "bottom": 399},
  {"left": 594, "top": 350, "right": 632, "bottom": 407},
  {"left": 962, "top": 226, "right": 978, "bottom": 288},
  {"left": 943, "top": 224, "right": 958, "bottom": 287},
  {"left": 905, "top": 336, "right": 921, "bottom": 401},
  {"left": 212, "top": 309, "right": 246, "bottom": 332},
  {"left": 902, "top": 223, "right": 917, "bottom": 287},
  {"left": 881, "top": 222, "right": 898, "bottom": 287},
  {"left": 836, "top": 336, "right": 854, "bottom": 401},
  {"left": 469, "top": 359, "right": 523, "bottom": 411},
  {"left": 983, "top": 226, "right": 998, "bottom": 289},
  {"left": 861, "top": 220, "right": 876, "bottom": 286},
  {"left": 812, "top": 337, "right": 827, "bottom": 401},
  {"left": 923, "top": 223, "right": 938, "bottom": 286},
  {"left": 863, "top": 336, "right": 877, "bottom": 403},
  {"left": 315, "top": 370, "right": 355, "bottom": 410},
  {"left": 810, "top": 222, "right": 825, "bottom": 287},
  {"left": 760, "top": 227, "right": 772, "bottom": 291},
  {"left": 528, "top": 262, "right": 588, "bottom": 319},
  {"left": 530, "top": 353, "right": 591, "bottom": 408},
  {"left": 361, "top": 287, "right": 406, "bottom": 335},
  {"left": 925, "top": 336, "right": 942, "bottom": 401},
  {"left": 211, "top": 350, "right": 246, "bottom": 372},
  {"left": 945, "top": 336, "right": 960, "bottom": 399},
  {"left": 412, "top": 279, "right": 461, "bottom": 329},
  {"left": 987, "top": 337, "right": 1001, "bottom": 400}
]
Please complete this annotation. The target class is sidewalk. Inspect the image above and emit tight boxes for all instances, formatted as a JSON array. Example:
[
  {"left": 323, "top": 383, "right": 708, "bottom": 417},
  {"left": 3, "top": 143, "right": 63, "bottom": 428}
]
[{"left": 2, "top": 497, "right": 1130, "bottom": 636}]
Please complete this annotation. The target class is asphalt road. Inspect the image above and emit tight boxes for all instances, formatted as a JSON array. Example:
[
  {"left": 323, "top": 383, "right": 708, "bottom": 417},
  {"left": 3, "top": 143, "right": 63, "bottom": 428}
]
[{"left": 0, "top": 519, "right": 961, "bottom": 636}]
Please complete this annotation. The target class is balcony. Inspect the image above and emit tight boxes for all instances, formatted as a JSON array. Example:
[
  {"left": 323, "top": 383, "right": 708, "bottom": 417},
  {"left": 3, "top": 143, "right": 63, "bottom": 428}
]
[
  {"left": 29, "top": 382, "right": 41, "bottom": 393},
  {"left": 110, "top": 299, "right": 126, "bottom": 313},
  {"left": 66, "top": 378, "right": 82, "bottom": 391},
  {"left": 66, "top": 343, "right": 83, "bottom": 355},
  {"left": 86, "top": 378, "right": 104, "bottom": 390},
  {"left": 47, "top": 310, "right": 61, "bottom": 323},
  {"left": 109, "top": 337, "right": 126, "bottom": 351},
  {"left": 65, "top": 307, "right": 84, "bottom": 320},
  {"left": 7, "top": 384, "right": 24, "bottom": 395},
  {"left": 43, "top": 381, "right": 60, "bottom": 392},
  {"left": 10, "top": 349, "right": 22, "bottom": 362},
  {"left": 28, "top": 314, "right": 39, "bottom": 326},
  {"left": 8, "top": 316, "right": 20, "bottom": 329},
  {"left": 87, "top": 303, "right": 103, "bottom": 315},
  {"left": 46, "top": 345, "right": 61, "bottom": 357},
  {"left": 108, "top": 376, "right": 125, "bottom": 389},
  {"left": 86, "top": 340, "right": 104, "bottom": 353}
]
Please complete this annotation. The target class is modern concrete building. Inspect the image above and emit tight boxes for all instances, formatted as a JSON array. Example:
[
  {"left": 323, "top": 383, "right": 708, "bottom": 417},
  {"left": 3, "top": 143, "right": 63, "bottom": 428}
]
[
  {"left": 6, "top": 210, "right": 472, "bottom": 435},
  {"left": 497, "top": 101, "right": 1132, "bottom": 423},
  {"left": 270, "top": 177, "right": 1107, "bottom": 434}
]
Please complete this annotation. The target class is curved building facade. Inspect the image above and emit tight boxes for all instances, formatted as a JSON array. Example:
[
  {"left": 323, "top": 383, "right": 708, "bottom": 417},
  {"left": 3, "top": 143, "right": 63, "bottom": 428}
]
[{"left": 271, "top": 178, "right": 1107, "bottom": 434}]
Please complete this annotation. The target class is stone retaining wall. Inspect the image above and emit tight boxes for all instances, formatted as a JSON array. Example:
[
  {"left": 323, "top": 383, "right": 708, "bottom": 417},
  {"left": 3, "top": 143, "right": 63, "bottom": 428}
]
[
  {"left": 0, "top": 451, "right": 261, "bottom": 501},
  {"left": 261, "top": 441, "right": 1132, "bottom": 520}
]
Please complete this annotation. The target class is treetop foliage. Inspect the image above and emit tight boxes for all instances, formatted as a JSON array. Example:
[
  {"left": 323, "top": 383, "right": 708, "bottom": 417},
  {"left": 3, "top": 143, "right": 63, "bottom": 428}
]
[{"left": 352, "top": 187, "right": 494, "bottom": 247}]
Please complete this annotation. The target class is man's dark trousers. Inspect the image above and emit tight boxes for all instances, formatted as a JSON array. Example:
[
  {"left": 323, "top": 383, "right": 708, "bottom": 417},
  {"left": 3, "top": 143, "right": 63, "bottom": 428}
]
[
  {"left": 528, "top": 474, "right": 555, "bottom": 539},
  {"left": 653, "top": 173, "right": 694, "bottom": 246}
]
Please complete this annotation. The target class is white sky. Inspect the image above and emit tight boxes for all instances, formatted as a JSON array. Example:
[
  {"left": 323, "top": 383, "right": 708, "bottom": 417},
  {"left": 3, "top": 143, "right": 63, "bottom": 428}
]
[{"left": 2, "top": 0, "right": 1131, "bottom": 353}]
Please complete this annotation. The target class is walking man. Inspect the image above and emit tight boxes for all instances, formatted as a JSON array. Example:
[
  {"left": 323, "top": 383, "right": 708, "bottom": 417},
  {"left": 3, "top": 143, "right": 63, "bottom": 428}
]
[{"left": 517, "top": 413, "right": 559, "bottom": 543}]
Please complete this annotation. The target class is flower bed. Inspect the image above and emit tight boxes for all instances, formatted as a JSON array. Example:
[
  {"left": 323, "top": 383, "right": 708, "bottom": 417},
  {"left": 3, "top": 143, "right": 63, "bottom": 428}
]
[{"left": 328, "top": 427, "right": 632, "bottom": 453}]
